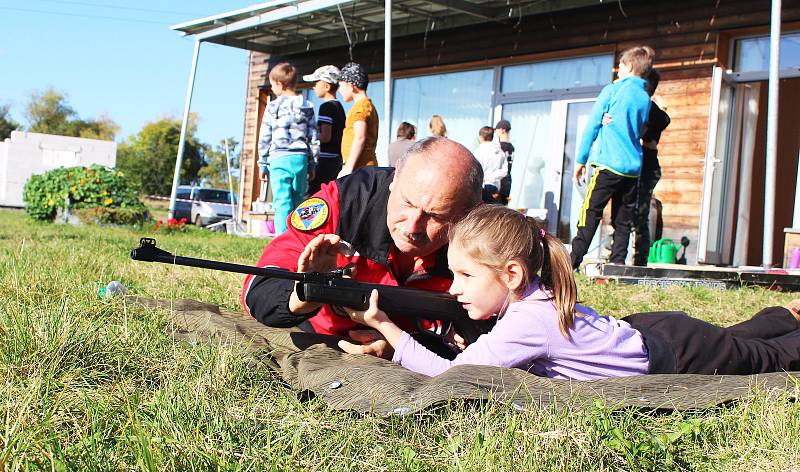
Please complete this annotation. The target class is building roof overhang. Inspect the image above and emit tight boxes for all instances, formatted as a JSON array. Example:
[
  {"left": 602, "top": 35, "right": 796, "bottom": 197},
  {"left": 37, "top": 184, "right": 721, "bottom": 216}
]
[{"left": 171, "top": 0, "right": 604, "bottom": 55}]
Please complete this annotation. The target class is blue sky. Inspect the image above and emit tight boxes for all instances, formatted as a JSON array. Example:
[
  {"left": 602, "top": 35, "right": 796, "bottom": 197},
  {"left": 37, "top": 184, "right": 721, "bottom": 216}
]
[{"left": 0, "top": 0, "right": 255, "bottom": 146}]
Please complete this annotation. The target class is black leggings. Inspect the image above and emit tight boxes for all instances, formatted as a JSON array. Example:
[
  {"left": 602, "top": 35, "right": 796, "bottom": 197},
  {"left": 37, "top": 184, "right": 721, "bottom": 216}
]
[{"left": 624, "top": 307, "right": 800, "bottom": 375}]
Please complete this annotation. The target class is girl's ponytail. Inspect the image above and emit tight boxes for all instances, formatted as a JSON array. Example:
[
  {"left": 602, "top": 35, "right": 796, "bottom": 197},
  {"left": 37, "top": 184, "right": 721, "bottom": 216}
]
[{"left": 539, "top": 232, "right": 577, "bottom": 338}]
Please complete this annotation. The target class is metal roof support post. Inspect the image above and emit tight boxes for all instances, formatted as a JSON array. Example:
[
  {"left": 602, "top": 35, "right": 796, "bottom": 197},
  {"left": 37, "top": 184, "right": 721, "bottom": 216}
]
[
  {"left": 224, "top": 138, "right": 238, "bottom": 227},
  {"left": 382, "top": 0, "right": 392, "bottom": 166},
  {"left": 168, "top": 39, "right": 202, "bottom": 220},
  {"left": 763, "top": 0, "right": 781, "bottom": 267}
]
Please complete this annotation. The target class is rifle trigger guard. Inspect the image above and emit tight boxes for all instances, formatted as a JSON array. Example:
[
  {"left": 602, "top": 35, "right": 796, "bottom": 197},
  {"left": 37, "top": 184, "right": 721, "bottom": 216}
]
[{"left": 415, "top": 318, "right": 452, "bottom": 339}]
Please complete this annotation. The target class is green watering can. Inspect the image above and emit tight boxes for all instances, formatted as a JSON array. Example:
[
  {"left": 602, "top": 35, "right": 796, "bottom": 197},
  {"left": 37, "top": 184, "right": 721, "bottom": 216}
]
[{"left": 648, "top": 238, "right": 678, "bottom": 264}]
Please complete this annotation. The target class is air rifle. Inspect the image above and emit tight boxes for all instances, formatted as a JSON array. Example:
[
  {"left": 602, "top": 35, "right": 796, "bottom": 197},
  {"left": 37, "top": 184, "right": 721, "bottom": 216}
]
[{"left": 130, "top": 238, "right": 489, "bottom": 344}]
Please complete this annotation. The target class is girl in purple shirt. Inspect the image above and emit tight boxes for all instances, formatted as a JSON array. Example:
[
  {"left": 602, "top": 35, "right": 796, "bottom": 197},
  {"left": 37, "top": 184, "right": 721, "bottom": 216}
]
[{"left": 342, "top": 205, "right": 800, "bottom": 379}]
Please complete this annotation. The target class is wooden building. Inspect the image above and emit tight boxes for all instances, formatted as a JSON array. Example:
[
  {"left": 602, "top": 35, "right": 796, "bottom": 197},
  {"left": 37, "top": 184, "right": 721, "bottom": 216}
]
[{"left": 173, "top": 0, "right": 800, "bottom": 266}]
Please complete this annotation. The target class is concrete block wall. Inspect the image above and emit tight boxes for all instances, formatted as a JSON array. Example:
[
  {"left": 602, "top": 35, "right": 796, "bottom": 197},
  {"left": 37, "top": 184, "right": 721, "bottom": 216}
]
[{"left": 0, "top": 131, "right": 117, "bottom": 207}]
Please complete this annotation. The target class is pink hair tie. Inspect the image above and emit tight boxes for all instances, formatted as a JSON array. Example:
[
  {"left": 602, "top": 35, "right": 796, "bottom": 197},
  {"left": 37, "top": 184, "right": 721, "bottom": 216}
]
[{"left": 540, "top": 228, "right": 546, "bottom": 238}]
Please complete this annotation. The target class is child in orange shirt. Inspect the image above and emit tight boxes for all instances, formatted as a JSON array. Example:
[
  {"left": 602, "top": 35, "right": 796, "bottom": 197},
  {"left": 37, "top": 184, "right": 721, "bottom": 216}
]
[{"left": 337, "top": 62, "right": 379, "bottom": 177}]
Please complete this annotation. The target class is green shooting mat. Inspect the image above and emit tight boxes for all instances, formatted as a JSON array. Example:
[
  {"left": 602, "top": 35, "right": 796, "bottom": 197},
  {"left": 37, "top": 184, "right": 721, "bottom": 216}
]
[{"left": 127, "top": 296, "right": 800, "bottom": 416}]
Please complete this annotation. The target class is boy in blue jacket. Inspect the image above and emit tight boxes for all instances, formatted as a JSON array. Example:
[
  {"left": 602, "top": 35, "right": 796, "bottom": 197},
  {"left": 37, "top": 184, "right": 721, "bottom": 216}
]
[{"left": 571, "top": 46, "right": 654, "bottom": 269}]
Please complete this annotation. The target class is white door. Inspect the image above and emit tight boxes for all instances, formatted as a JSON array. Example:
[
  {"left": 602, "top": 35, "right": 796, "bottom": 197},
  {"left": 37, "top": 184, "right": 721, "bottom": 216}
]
[
  {"left": 502, "top": 98, "right": 596, "bottom": 240},
  {"left": 698, "top": 67, "right": 738, "bottom": 264},
  {"left": 553, "top": 99, "right": 596, "bottom": 242}
]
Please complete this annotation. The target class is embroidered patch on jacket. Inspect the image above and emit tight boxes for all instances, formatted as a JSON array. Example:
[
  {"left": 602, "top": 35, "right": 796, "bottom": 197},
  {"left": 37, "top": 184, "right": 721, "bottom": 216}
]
[{"left": 290, "top": 197, "right": 329, "bottom": 231}]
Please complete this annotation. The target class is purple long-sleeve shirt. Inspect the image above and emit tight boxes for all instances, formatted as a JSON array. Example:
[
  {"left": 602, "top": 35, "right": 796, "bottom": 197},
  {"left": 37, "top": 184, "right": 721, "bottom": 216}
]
[{"left": 392, "top": 280, "right": 650, "bottom": 379}]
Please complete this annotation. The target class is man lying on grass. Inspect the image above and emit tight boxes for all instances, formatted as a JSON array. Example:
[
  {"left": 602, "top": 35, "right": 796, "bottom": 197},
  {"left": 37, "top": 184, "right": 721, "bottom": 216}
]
[{"left": 338, "top": 204, "right": 800, "bottom": 378}]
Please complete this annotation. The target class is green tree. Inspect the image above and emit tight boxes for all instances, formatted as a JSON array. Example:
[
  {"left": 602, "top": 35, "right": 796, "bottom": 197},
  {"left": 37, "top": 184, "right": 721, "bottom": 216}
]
[
  {"left": 24, "top": 88, "right": 118, "bottom": 140},
  {"left": 25, "top": 88, "right": 75, "bottom": 136},
  {"left": 197, "top": 137, "right": 239, "bottom": 192},
  {"left": 116, "top": 115, "right": 206, "bottom": 196},
  {"left": 70, "top": 114, "right": 120, "bottom": 140},
  {"left": 0, "top": 103, "right": 21, "bottom": 140}
]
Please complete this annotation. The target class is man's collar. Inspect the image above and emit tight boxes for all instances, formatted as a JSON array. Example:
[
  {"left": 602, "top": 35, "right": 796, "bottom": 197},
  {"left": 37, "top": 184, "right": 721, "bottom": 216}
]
[{"left": 335, "top": 167, "right": 395, "bottom": 265}]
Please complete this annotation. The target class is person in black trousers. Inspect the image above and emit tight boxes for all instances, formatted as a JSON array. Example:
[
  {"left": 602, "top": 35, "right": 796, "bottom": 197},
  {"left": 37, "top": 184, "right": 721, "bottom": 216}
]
[
  {"left": 634, "top": 69, "right": 670, "bottom": 265},
  {"left": 625, "top": 302, "right": 800, "bottom": 375}
]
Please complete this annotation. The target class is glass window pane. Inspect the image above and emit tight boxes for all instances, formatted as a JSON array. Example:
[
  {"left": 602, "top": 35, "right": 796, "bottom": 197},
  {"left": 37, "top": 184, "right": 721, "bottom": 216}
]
[
  {"left": 559, "top": 101, "right": 596, "bottom": 241},
  {"left": 503, "top": 101, "right": 553, "bottom": 210},
  {"left": 705, "top": 84, "right": 735, "bottom": 256},
  {"left": 389, "top": 69, "right": 493, "bottom": 154},
  {"left": 197, "top": 189, "right": 231, "bottom": 203},
  {"left": 501, "top": 55, "right": 613, "bottom": 93},
  {"left": 735, "top": 32, "right": 800, "bottom": 72}
]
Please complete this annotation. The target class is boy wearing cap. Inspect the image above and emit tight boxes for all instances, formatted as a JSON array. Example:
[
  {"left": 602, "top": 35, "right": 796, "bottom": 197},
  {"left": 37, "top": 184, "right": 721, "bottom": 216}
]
[
  {"left": 337, "top": 62, "right": 379, "bottom": 177},
  {"left": 494, "top": 119, "right": 514, "bottom": 203},
  {"left": 473, "top": 126, "right": 507, "bottom": 204},
  {"left": 303, "top": 65, "right": 346, "bottom": 194}
]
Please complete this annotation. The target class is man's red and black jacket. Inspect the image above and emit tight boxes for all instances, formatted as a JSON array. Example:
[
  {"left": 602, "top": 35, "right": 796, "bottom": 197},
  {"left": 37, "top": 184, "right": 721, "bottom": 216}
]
[{"left": 241, "top": 167, "right": 454, "bottom": 337}]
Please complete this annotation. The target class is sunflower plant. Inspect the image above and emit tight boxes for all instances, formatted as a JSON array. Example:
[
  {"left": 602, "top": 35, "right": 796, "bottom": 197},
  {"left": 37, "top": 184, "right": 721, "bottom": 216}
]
[{"left": 23, "top": 165, "right": 146, "bottom": 221}]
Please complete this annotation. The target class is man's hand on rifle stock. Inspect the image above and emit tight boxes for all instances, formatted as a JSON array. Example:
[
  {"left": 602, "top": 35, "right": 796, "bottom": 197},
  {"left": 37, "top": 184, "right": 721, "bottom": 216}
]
[
  {"left": 289, "top": 234, "right": 355, "bottom": 315},
  {"left": 297, "top": 234, "right": 354, "bottom": 273},
  {"left": 338, "top": 329, "right": 394, "bottom": 360}
]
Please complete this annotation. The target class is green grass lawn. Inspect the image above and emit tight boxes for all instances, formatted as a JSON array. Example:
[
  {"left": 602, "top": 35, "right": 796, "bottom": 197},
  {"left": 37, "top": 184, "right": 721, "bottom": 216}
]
[{"left": 1, "top": 208, "right": 799, "bottom": 470}]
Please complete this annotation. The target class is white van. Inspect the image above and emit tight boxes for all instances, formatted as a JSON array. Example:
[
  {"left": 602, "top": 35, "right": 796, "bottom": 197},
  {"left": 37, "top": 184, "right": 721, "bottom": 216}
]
[{"left": 173, "top": 186, "right": 235, "bottom": 227}]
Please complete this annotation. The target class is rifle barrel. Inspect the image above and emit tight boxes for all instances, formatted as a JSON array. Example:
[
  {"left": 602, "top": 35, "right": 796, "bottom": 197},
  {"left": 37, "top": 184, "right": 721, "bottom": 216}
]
[
  {"left": 171, "top": 255, "right": 305, "bottom": 281},
  {"left": 130, "top": 238, "right": 305, "bottom": 281}
]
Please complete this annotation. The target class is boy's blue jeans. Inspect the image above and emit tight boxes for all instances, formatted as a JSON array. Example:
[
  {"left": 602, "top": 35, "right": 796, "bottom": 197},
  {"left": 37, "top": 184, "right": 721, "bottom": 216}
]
[{"left": 266, "top": 153, "right": 308, "bottom": 235}]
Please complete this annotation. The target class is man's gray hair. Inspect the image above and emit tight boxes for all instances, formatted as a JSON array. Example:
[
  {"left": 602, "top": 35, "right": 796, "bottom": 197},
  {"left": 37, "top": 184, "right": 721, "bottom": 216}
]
[{"left": 395, "top": 137, "right": 484, "bottom": 207}]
